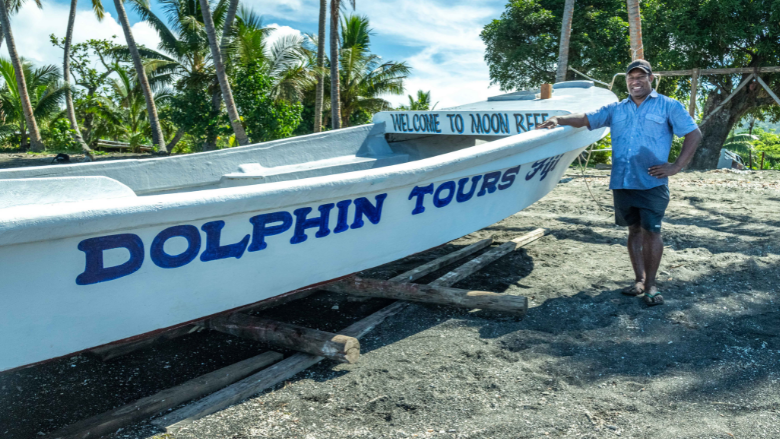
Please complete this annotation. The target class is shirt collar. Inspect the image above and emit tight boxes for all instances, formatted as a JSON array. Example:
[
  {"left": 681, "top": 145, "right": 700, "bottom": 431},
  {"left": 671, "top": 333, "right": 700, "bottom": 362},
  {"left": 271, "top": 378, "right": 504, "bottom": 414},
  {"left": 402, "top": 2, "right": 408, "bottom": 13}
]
[{"left": 621, "top": 89, "right": 658, "bottom": 105}]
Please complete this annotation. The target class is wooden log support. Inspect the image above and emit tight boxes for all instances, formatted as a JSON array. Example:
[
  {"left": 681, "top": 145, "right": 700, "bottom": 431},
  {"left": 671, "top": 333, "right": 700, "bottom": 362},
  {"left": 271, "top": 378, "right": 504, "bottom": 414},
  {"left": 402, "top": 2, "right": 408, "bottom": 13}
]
[
  {"left": 389, "top": 238, "right": 493, "bottom": 283},
  {"left": 430, "top": 228, "right": 545, "bottom": 288},
  {"left": 689, "top": 68, "right": 699, "bottom": 117},
  {"left": 49, "top": 351, "right": 282, "bottom": 439},
  {"left": 325, "top": 277, "right": 527, "bottom": 315},
  {"left": 208, "top": 313, "right": 360, "bottom": 364},
  {"left": 155, "top": 238, "right": 499, "bottom": 432}
]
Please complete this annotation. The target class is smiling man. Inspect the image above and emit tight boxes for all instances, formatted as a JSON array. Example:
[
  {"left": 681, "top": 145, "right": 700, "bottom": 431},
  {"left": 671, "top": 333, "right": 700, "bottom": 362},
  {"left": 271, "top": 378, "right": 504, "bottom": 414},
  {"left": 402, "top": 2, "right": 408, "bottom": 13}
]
[{"left": 536, "top": 59, "right": 702, "bottom": 306}]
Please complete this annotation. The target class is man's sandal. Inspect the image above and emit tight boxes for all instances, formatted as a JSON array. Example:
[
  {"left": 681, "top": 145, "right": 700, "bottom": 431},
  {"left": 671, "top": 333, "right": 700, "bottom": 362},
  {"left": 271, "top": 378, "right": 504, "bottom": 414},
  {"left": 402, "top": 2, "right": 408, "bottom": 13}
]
[
  {"left": 643, "top": 291, "right": 664, "bottom": 306},
  {"left": 621, "top": 284, "right": 644, "bottom": 296}
]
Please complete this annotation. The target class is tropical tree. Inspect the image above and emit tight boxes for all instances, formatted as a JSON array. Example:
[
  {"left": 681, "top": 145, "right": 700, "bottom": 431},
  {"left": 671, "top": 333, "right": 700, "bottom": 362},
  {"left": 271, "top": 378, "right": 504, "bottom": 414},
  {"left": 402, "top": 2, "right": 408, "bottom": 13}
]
[
  {"left": 0, "top": 58, "right": 69, "bottom": 149},
  {"left": 399, "top": 90, "right": 437, "bottom": 111},
  {"left": 313, "top": 0, "right": 327, "bottom": 132},
  {"left": 232, "top": 8, "right": 315, "bottom": 102},
  {"left": 555, "top": 0, "right": 574, "bottom": 83},
  {"left": 198, "top": 0, "right": 249, "bottom": 145},
  {"left": 336, "top": 14, "right": 409, "bottom": 127},
  {"left": 329, "top": 0, "right": 356, "bottom": 129},
  {"left": 63, "top": 0, "right": 105, "bottom": 159},
  {"left": 481, "top": 0, "right": 780, "bottom": 169},
  {"left": 0, "top": 0, "right": 44, "bottom": 151},
  {"left": 113, "top": 0, "right": 167, "bottom": 153}
]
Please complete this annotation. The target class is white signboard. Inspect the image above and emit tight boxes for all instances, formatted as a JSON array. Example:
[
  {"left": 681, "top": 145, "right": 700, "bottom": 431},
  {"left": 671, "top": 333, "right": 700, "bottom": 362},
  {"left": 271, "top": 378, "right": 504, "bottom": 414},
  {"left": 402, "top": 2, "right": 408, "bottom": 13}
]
[{"left": 374, "top": 110, "right": 568, "bottom": 136}]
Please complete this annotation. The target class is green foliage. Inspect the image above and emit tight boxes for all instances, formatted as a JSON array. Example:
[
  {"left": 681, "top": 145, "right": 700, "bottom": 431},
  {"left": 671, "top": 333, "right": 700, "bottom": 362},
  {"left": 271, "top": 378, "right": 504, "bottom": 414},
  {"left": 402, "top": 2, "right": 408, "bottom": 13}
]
[
  {"left": 398, "top": 90, "right": 437, "bottom": 111},
  {"left": 232, "top": 63, "right": 303, "bottom": 142},
  {"left": 41, "top": 118, "right": 79, "bottom": 152},
  {"left": 481, "top": 0, "right": 629, "bottom": 91},
  {"left": 166, "top": 82, "right": 227, "bottom": 150}
]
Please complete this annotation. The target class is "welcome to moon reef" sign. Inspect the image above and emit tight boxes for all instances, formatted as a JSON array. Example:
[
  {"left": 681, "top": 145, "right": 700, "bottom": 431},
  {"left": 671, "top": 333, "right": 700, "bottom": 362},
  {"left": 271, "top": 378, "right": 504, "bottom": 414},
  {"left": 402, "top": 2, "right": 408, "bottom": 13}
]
[{"left": 374, "top": 110, "right": 568, "bottom": 136}]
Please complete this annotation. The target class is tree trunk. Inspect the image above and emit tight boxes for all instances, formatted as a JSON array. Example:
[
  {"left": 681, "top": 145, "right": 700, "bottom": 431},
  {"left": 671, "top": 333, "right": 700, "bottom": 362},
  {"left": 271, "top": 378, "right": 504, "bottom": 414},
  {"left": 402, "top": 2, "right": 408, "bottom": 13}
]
[
  {"left": 689, "top": 78, "right": 760, "bottom": 170},
  {"left": 113, "top": 0, "right": 167, "bottom": 154},
  {"left": 0, "top": 1, "right": 44, "bottom": 152},
  {"left": 626, "top": 0, "right": 644, "bottom": 60},
  {"left": 166, "top": 128, "right": 185, "bottom": 152},
  {"left": 313, "top": 0, "right": 327, "bottom": 133},
  {"left": 555, "top": 0, "right": 575, "bottom": 83},
  {"left": 329, "top": 0, "right": 341, "bottom": 130},
  {"left": 199, "top": 0, "right": 249, "bottom": 146},
  {"left": 219, "top": 0, "right": 239, "bottom": 63},
  {"left": 64, "top": 0, "right": 94, "bottom": 160}
]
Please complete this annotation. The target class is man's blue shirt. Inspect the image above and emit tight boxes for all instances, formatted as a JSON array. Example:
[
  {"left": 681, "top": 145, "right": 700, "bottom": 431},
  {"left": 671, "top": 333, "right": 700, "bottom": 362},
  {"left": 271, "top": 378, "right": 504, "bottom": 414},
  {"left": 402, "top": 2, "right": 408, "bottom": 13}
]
[{"left": 586, "top": 90, "right": 698, "bottom": 190}]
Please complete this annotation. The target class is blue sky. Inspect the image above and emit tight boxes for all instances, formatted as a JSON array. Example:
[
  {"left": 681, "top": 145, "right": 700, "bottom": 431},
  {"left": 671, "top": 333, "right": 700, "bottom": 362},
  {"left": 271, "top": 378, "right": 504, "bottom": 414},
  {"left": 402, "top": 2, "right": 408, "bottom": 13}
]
[{"left": 3, "top": 0, "right": 509, "bottom": 108}]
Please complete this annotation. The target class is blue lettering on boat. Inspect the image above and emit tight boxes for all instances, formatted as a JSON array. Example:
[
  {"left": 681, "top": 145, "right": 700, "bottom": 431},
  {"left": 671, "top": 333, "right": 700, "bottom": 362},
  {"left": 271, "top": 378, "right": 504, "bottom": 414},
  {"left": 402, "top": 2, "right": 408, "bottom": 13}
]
[
  {"left": 525, "top": 154, "right": 564, "bottom": 181},
  {"left": 76, "top": 194, "right": 389, "bottom": 285}
]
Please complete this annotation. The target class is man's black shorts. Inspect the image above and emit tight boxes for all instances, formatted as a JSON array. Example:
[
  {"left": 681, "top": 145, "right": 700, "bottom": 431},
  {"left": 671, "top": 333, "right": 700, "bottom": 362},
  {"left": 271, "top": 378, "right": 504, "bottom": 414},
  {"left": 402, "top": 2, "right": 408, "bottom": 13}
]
[{"left": 612, "top": 185, "right": 669, "bottom": 232}]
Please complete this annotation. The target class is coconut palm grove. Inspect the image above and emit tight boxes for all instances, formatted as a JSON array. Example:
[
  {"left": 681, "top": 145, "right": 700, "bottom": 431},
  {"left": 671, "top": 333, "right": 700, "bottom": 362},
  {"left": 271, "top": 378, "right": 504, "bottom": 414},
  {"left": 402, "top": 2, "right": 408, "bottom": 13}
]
[{"left": 0, "top": 0, "right": 428, "bottom": 157}]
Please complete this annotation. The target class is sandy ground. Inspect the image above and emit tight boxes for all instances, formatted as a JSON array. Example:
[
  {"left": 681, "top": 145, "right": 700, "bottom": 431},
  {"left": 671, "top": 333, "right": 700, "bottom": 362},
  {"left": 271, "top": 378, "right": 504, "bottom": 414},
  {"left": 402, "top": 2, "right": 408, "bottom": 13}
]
[{"left": 3, "top": 163, "right": 780, "bottom": 439}]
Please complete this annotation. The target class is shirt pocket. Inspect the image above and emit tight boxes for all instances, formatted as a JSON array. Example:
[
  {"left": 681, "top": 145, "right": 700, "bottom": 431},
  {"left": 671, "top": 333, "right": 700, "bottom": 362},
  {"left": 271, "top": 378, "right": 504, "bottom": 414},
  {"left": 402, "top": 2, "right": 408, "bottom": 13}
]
[
  {"left": 610, "top": 113, "right": 630, "bottom": 141},
  {"left": 644, "top": 113, "right": 668, "bottom": 138}
]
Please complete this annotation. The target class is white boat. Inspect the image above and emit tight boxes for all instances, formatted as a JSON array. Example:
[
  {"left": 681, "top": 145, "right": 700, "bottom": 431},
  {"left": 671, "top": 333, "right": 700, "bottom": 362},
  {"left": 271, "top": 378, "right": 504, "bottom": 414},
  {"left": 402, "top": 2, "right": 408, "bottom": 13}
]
[{"left": 0, "top": 81, "right": 615, "bottom": 372}]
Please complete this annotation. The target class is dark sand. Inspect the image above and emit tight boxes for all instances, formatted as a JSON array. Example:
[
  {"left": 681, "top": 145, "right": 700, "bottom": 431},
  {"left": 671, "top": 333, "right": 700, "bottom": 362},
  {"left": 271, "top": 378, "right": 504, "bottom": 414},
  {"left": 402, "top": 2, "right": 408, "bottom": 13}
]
[{"left": 2, "top": 158, "right": 780, "bottom": 438}]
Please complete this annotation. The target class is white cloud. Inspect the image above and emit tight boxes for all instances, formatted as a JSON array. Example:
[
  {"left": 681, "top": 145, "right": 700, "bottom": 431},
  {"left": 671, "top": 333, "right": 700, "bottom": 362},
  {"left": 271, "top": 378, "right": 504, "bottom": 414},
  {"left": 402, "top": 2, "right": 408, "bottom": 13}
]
[
  {"left": 243, "top": 0, "right": 506, "bottom": 108},
  {"left": 1, "top": 0, "right": 161, "bottom": 69},
  {"left": 265, "top": 23, "right": 306, "bottom": 50}
]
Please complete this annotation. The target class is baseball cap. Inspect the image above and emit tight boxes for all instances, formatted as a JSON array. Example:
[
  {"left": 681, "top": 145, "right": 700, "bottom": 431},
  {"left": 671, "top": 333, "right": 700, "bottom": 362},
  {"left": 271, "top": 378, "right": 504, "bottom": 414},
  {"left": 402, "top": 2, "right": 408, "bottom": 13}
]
[{"left": 626, "top": 59, "right": 653, "bottom": 75}]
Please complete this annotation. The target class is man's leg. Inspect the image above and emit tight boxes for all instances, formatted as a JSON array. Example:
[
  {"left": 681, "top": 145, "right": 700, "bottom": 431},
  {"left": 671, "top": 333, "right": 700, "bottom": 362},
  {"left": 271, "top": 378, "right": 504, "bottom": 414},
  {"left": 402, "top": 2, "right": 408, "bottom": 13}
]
[
  {"left": 627, "top": 223, "right": 646, "bottom": 292},
  {"left": 642, "top": 229, "right": 664, "bottom": 300}
]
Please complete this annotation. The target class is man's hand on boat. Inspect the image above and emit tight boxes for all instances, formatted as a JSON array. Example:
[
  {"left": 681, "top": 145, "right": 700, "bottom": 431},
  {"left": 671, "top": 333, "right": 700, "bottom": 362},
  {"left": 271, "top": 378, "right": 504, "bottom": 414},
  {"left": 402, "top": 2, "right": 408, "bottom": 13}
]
[{"left": 535, "top": 114, "right": 590, "bottom": 130}]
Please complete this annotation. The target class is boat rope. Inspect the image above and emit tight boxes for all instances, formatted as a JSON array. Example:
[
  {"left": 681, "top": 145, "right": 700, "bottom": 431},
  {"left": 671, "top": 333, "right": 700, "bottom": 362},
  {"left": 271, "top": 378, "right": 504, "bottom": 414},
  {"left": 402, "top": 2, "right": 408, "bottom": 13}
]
[
  {"left": 576, "top": 145, "right": 607, "bottom": 213},
  {"left": 568, "top": 66, "right": 612, "bottom": 88}
]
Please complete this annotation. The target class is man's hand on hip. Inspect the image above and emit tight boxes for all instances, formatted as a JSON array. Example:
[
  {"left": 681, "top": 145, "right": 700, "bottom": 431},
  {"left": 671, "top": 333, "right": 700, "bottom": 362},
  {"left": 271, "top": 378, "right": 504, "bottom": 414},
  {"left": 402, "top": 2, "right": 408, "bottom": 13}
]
[{"left": 648, "top": 162, "right": 682, "bottom": 178}]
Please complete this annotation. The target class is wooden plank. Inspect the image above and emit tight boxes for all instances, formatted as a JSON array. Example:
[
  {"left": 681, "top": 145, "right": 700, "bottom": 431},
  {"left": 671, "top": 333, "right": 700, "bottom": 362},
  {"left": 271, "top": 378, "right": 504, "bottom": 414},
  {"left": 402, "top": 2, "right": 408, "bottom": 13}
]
[
  {"left": 689, "top": 68, "right": 699, "bottom": 117},
  {"left": 430, "top": 228, "right": 545, "bottom": 288},
  {"left": 208, "top": 314, "right": 360, "bottom": 364},
  {"left": 756, "top": 75, "right": 780, "bottom": 106},
  {"left": 388, "top": 238, "right": 493, "bottom": 283},
  {"left": 700, "top": 74, "right": 756, "bottom": 127},
  {"left": 156, "top": 238, "right": 498, "bottom": 431},
  {"left": 655, "top": 66, "right": 780, "bottom": 76},
  {"left": 325, "top": 277, "right": 528, "bottom": 314},
  {"left": 49, "top": 351, "right": 282, "bottom": 439}
]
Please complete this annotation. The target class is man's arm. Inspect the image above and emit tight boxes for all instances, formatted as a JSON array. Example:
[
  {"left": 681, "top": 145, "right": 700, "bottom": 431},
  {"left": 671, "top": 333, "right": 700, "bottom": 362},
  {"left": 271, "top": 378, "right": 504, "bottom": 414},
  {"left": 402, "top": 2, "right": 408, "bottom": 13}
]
[
  {"left": 535, "top": 113, "right": 590, "bottom": 129},
  {"left": 648, "top": 127, "right": 702, "bottom": 178}
]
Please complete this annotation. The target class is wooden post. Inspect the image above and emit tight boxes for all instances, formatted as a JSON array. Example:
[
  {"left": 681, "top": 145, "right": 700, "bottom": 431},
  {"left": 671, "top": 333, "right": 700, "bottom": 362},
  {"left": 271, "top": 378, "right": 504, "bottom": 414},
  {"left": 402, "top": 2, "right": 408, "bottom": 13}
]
[
  {"left": 540, "top": 84, "right": 553, "bottom": 99},
  {"left": 49, "top": 351, "right": 282, "bottom": 439},
  {"left": 689, "top": 68, "right": 699, "bottom": 117},
  {"left": 324, "top": 277, "right": 528, "bottom": 314},
  {"left": 555, "top": 0, "right": 576, "bottom": 83},
  {"left": 208, "top": 313, "right": 360, "bottom": 364},
  {"left": 626, "top": 0, "right": 644, "bottom": 60},
  {"left": 431, "top": 228, "right": 545, "bottom": 288},
  {"left": 389, "top": 239, "right": 493, "bottom": 283},
  {"left": 749, "top": 151, "right": 753, "bottom": 170}
]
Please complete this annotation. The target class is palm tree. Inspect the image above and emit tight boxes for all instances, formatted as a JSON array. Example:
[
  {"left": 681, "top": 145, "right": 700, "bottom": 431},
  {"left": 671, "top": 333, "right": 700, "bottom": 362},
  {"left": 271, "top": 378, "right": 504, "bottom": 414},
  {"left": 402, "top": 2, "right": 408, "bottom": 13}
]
[
  {"left": 0, "top": 0, "right": 45, "bottom": 151},
  {"left": 399, "top": 90, "right": 437, "bottom": 111},
  {"left": 555, "top": 0, "right": 575, "bottom": 83},
  {"left": 330, "top": 0, "right": 355, "bottom": 130},
  {"left": 113, "top": 0, "right": 167, "bottom": 153},
  {"left": 232, "top": 9, "right": 314, "bottom": 102},
  {"left": 198, "top": 0, "right": 249, "bottom": 145},
  {"left": 0, "top": 58, "right": 69, "bottom": 148},
  {"left": 626, "top": 0, "right": 643, "bottom": 60},
  {"left": 313, "top": 0, "right": 327, "bottom": 132},
  {"left": 336, "top": 14, "right": 409, "bottom": 127},
  {"left": 63, "top": 0, "right": 105, "bottom": 159},
  {"left": 130, "top": 0, "right": 229, "bottom": 150}
]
